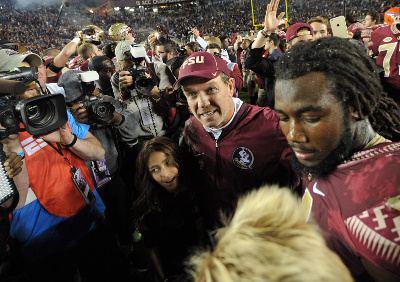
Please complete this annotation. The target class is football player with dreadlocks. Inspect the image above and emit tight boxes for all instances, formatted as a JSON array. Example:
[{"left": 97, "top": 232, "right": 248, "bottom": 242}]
[{"left": 274, "top": 36, "right": 400, "bottom": 281}]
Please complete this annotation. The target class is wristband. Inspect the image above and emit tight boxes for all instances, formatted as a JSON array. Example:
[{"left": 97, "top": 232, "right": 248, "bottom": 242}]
[
  {"left": 72, "top": 37, "right": 81, "bottom": 44},
  {"left": 61, "top": 133, "right": 78, "bottom": 148},
  {"left": 16, "top": 150, "right": 24, "bottom": 156},
  {"left": 47, "top": 60, "right": 64, "bottom": 73},
  {"left": 261, "top": 30, "right": 270, "bottom": 38}
]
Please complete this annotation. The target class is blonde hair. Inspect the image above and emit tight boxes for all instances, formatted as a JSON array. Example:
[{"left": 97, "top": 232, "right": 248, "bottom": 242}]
[
  {"left": 188, "top": 185, "right": 353, "bottom": 282},
  {"left": 206, "top": 37, "right": 222, "bottom": 48}
]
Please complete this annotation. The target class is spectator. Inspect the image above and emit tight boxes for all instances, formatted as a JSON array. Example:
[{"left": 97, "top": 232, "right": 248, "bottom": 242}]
[
  {"left": 184, "top": 41, "right": 199, "bottom": 56},
  {"left": 133, "top": 136, "right": 203, "bottom": 282},
  {"left": 362, "top": 11, "right": 381, "bottom": 46},
  {"left": 257, "top": 32, "right": 281, "bottom": 108},
  {"left": 307, "top": 16, "right": 331, "bottom": 39},
  {"left": 274, "top": 36, "right": 400, "bottom": 281},
  {"left": 246, "top": 0, "right": 313, "bottom": 108}
]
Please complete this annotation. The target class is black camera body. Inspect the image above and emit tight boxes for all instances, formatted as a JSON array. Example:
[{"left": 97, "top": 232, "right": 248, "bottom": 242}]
[
  {"left": 127, "top": 65, "right": 155, "bottom": 96},
  {"left": 0, "top": 67, "right": 68, "bottom": 139},
  {"left": 0, "top": 67, "right": 38, "bottom": 83},
  {"left": 0, "top": 94, "right": 68, "bottom": 139},
  {"left": 156, "top": 25, "right": 169, "bottom": 44},
  {"left": 76, "top": 94, "right": 115, "bottom": 124}
]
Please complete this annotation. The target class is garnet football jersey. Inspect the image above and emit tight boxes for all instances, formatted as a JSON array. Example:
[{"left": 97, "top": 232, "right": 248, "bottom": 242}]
[{"left": 369, "top": 25, "right": 400, "bottom": 90}]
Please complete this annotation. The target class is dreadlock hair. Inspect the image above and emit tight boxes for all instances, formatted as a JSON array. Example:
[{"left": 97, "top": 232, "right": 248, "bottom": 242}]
[{"left": 275, "top": 36, "right": 400, "bottom": 139}]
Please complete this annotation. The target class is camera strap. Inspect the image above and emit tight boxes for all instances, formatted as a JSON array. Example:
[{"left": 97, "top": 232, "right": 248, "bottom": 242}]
[
  {"left": 147, "top": 63, "right": 159, "bottom": 86},
  {"left": 45, "top": 141, "right": 96, "bottom": 209}
]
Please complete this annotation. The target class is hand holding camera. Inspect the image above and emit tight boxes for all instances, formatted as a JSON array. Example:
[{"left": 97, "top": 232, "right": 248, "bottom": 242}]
[
  {"left": 148, "top": 33, "right": 158, "bottom": 50},
  {"left": 3, "top": 152, "right": 23, "bottom": 178},
  {"left": 191, "top": 28, "right": 200, "bottom": 38},
  {"left": 71, "top": 103, "right": 89, "bottom": 124},
  {"left": 119, "top": 71, "right": 134, "bottom": 88}
]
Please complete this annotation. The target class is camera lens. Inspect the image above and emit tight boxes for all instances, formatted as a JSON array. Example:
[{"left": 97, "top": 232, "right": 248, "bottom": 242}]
[
  {"left": 26, "top": 100, "right": 53, "bottom": 127},
  {"left": 90, "top": 101, "right": 115, "bottom": 122},
  {"left": 94, "top": 102, "right": 112, "bottom": 117}
]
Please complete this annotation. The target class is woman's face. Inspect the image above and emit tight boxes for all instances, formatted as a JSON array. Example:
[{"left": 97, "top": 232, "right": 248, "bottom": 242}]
[{"left": 148, "top": 151, "right": 179, "bottom": 193}]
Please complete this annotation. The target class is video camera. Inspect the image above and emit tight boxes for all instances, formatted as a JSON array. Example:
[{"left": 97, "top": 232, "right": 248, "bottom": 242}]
[
  {"left": 123, "top": 44, "right": 156, "bottom": 96},
  {"left": 0, "top": 67, "right": 68, "bottom": 139},
  {"left": 73, "top": 71, "right": 115, "bottom": 124}
]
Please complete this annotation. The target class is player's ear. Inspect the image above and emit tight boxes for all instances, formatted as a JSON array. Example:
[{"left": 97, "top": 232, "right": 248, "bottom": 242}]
[{"left": 348, "top": 104, "right": 361, "bottom": 120}]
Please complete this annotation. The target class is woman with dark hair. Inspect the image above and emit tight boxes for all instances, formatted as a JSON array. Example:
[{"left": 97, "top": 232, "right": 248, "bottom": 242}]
[{"left": 133, "top": 136, "right": 203, "bottom": 282}]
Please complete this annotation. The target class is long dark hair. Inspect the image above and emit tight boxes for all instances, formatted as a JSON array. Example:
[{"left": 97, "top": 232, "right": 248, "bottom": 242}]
[
  {"left": 133, "top": 137, "right": 186, "bottom": 222},
  {"left": 275, "top": 36, "right": 400, "bottom": 139}
]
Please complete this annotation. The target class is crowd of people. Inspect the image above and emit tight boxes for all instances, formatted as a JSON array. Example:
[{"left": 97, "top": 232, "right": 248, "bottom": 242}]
[
  {"left": 0, "top": 0, "right": 396, "bottom": 53},
  {"left": 0, "top": 0, "right": 399, "bottom": 281}
]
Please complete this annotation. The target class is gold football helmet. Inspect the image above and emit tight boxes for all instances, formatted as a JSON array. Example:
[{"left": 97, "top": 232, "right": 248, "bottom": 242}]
[
  {"left": 82, "top": 25, "right": 104, "bottom": 45},
  {"left": 108, "top": 23, "right": 131, "bottom": 42}
]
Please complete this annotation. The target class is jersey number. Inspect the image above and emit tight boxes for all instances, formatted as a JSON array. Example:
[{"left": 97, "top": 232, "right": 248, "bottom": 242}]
[{"left": 378, "top": 42, "right": 398, "bottom": 77}]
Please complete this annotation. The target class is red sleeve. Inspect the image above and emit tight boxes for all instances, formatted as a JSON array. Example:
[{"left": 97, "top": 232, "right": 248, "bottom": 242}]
[
  {"left": 369, "top": 29, "right": 381, "bottom": 55},
  {"left": 168, "top": 107, "right": 177, "bottom": 125},
  {"left": 230, "top": 64, "right": 243, "bottom": 90}
]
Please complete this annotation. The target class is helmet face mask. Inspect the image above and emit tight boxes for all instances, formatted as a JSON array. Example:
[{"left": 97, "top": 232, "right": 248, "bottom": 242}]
[
  {"left": 82, "top": 25, "right": 104, "bottom": 45},
  {"left": 384, "top": 7, "right": 400, "bottom": 25},
  {"left": 108, "top": 23, "right": 132, "bottom": 42}
]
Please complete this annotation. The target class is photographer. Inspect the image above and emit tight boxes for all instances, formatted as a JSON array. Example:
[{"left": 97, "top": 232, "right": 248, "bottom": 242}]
[
  {"left": 148, "top": 32, "right": 175, "bottom": 65},
  {"left": 111, "top": 41, "right": 174, "bottom": 138},
  {"left": 110, "top": 41, "right": 175, "bottom": 202},
  {"left": 0, "top": 50, "right": 131, "bottom": 281},
  {"left": 87, "top": 55, "right": 116, "bottom": 97},
  {"left": 58, "top": 69, "right": 140, "bottom": 248}
]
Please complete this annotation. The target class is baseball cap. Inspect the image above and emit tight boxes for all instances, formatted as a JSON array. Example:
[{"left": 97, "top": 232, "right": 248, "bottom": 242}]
[
  {"left": 275, "top": 30, "right": 287, "bottom": 40},
  {"left": 286, "top": 23, "right": 314, "bottom": 42},
  {"left": 347, "top": 22, "right": 365, "bottom": 34},
  {"left": 114, "top": 40, "right": 135, "bottom": 61},
  {"left": 173, "top": 51, "right": 231, "bottom": 90},
  {"left": 0, "top": 49, "right": 42, "bottom": 72},
  {"left": 89, "top": 55, "right": 111, "bottom": 72},
  {"left": 58, "top": 69, "right": 85, "bottom": 103}
]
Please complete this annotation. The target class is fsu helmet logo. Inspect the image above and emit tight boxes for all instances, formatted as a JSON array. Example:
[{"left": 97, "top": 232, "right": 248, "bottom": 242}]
[{"left": 232, "top": 147, "right": 254, "bottom": 169}]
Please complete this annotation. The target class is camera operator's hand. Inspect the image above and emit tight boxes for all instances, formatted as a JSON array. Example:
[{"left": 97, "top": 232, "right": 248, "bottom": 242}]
[
  {"left": 38, "top": 124, "right": 73, "bottom": 145},
  {"left": 191, "top": 28, "right": 200, "bottom": 38},
  {"left": 1, "top": 132, "right": 23, "bottom": 157},
  {"left": 148, "top": 33, "right": 158, "bottom": 51},
  {"left": 71, "top": 104, "right": 89, "bottom": 124},
  {"left": 163, "top": 86, "right": 177, "bottom": 108},
  {"left": 106, "top": 112, "right": 124, "bottom": 127},
  {"left": 4, "top": 152, "right": 23, "bottom": 178},
  {"left": 119, "top": 71, "right": 134, "bottom": 88}
]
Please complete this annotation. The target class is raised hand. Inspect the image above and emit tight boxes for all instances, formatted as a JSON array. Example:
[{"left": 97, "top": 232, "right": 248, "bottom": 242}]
[{"left": 264, "top": 0, "right": 285, "bottom": 33}]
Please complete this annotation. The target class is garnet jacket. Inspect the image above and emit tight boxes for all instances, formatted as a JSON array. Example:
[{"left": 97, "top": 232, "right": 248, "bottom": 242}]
[{"left": 183, "top": 103, "right": 295, "bottom": 228}]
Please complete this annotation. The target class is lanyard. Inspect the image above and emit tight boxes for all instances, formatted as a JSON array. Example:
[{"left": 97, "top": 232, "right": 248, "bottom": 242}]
[{"left": 45, "top": 141, "right": 74, "bottom": 169}]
